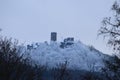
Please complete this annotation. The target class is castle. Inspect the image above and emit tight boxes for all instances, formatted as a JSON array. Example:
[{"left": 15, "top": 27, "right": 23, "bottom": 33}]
[
  {"left": 27, "top": 32, "right": 75, "bottom": 50},
  {"left": 51, "top": 32, "right": 74, "bottom": 48}
]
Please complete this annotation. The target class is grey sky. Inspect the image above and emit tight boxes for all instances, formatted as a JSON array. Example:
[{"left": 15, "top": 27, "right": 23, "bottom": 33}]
[{"left": 0, "top": 0, "right": 114, "bottom": 54}]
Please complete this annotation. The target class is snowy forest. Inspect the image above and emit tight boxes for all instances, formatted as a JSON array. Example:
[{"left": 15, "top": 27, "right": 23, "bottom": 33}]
[{"left": 1, "top": 1, "right": 120, "bottom": 80}]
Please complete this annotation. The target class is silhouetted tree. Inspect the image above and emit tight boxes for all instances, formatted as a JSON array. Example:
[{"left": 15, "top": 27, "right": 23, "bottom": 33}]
[
  {"left": 52, "top": 61, "right": 72, "bottom": 80},
  {"left": 98, "top": 1, "right": 120, "bottom": 79},
  {"left": 0, "top": 37, "right": 45, "bottom": 80},
  {"left": 98, "top": 1, "right": 120, "bottom": 54},
  {"left": 101, "top": 55, "right": 120, "bottom": 80}
]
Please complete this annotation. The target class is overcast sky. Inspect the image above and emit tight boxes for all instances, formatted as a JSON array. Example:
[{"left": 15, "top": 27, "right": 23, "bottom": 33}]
[{"left": 0, "top": 0, "right": 115, "bottom": 54}]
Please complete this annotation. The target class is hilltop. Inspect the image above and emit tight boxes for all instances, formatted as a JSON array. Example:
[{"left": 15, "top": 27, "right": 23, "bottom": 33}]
[{"left": 23, "top": 41, "right": 110, "bottom": 71}]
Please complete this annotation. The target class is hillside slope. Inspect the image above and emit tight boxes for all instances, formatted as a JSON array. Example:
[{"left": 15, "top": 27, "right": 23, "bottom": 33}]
[{"left": 26, "top": 41, "right": 110, "bottom": 71}]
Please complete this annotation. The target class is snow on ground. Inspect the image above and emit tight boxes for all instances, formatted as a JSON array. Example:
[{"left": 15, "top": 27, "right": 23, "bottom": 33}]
[{"left": 24, "top": 41, "right": 109, "bottom": 71}]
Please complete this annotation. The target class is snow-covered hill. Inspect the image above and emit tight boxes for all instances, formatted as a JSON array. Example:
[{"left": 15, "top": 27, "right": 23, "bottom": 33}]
[{"left": 25, "top": 41, "right": 110, "bottom": 71}]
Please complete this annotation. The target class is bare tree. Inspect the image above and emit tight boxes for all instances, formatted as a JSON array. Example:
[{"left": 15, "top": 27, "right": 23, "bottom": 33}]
[
  {"left": 98, "top": 1, "right": 120, "bottom": 54},
  {"left": 0, "top": 37, "right": 45, "bottom": 80},
  {"left": 98, "top": 1, "right": 120, "bottom": 79},
  {"left": 52, "top": 61, "right": 72, "bottom": 80}
]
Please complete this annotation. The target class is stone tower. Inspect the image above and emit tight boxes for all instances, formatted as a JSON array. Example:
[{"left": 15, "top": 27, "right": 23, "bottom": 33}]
[{"left": 51, "top": 32, "right": 57, "bottom": 41}]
